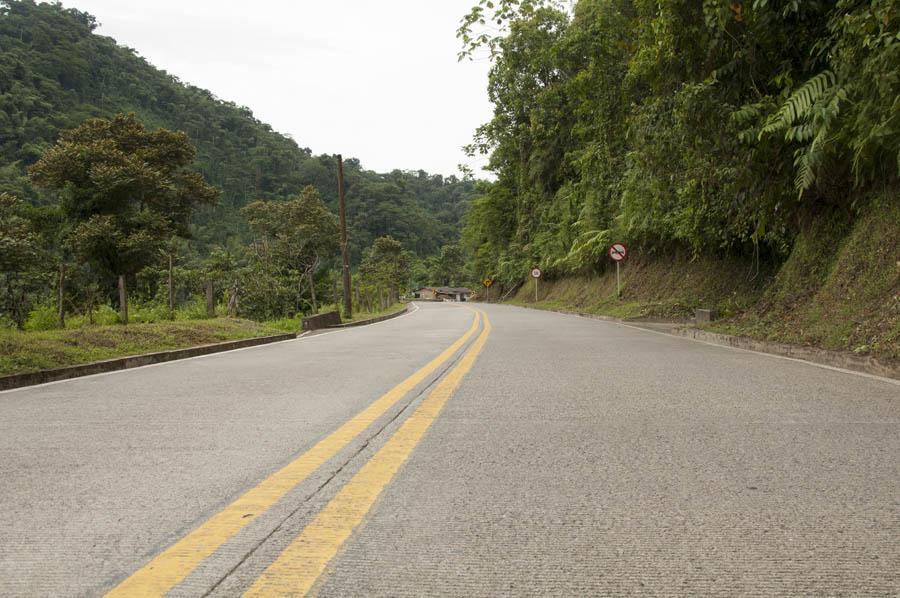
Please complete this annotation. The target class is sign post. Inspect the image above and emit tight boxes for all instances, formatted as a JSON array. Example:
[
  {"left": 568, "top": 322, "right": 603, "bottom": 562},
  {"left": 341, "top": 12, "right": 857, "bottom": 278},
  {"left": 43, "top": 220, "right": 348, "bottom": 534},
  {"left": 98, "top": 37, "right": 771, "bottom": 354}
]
[
  {"left": 483, "top": 277, "right": 493, "bottom": 303},
  {"left": 608, "top": 243, "right": 628, "bottom": 299},
  {"left": 531, "top": 267, "right": 542, "bottom": 302}
]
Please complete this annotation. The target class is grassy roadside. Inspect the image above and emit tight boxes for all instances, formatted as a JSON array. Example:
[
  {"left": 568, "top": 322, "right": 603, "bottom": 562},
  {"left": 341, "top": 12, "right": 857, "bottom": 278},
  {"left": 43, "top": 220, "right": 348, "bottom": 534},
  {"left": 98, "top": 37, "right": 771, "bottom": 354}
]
[
  {"left": 0, "top": 302, "right": 413, "bottom": 377},
  {"left": 344, "top": 302, "right": 408, "bottom": 323},
  {"left": 0, "top": 318, "right": 289, "bottom": 376},
  {"left": 262, "top": 302, "right": 408, "bottom": 332}
]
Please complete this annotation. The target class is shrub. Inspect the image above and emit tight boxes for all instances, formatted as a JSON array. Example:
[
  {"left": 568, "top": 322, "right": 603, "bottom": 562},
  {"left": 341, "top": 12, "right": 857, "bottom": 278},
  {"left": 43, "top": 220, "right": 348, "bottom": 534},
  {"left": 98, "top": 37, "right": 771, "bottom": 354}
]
[
  {"left": 23, "top": 301, "right": 59, "bottom": 331},
  {"left": 94, "top": 304, "right": 120, "bottom": 325},
  {"left": 175, "top": 295, "right": 212, "bottom": 320},
  {"left": 130, "top": 301, "right": 171, "bottom": 323}
]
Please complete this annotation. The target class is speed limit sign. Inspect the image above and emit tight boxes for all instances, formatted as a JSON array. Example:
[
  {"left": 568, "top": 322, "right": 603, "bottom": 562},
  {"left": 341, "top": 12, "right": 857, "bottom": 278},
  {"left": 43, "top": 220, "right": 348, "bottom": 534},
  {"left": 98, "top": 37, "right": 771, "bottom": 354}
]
[{"left": 531, "top": 268, "right": 542, "bottom": 278}]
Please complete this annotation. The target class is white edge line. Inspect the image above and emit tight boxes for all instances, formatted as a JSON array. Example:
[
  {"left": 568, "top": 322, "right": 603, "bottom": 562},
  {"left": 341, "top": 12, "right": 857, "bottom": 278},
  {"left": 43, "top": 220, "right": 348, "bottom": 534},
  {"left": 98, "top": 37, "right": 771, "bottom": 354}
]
[
  {"left": 505, "top": 304, "right": 899, "bottom": 387},
  {"left": 618, "top": 321, "right": 900, "bottom": 387},
  {"left": 1, "top": 303, "right": 425, "bottom": 395}
]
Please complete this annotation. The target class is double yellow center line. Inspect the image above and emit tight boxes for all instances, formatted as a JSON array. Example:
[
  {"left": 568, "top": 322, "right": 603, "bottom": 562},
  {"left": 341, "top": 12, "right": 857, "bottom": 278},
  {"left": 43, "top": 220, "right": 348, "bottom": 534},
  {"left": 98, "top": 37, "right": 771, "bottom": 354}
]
[{"left": 108, "top": 308, "right": 490, "bottom": 597}]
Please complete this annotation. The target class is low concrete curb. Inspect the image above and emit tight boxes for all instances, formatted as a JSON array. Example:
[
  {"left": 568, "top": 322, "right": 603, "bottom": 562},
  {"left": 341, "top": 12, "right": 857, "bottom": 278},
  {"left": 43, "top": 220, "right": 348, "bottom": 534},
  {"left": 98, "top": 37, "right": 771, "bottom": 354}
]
[
  {"left": 0, "top": 332, "right": 297, "bottom": 392},
  {"left": 668, "top": 327, "right": 899, "bottom": 380},
  {"left": 302, "top": 311, "right": 341, "bottom": 332},
  {"left": 509, "top": 303, "right": 898, "bottom": 380},
  {"left": 329, "top": 304, "right": 412, "bottom": 329}
]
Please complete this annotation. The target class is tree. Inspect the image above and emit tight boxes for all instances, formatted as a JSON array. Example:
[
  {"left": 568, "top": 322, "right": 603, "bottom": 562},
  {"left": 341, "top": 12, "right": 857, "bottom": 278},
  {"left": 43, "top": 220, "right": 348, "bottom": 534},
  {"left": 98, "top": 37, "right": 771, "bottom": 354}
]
[
  {"left": 0, "top": 193, "right": 45, "bottom": 328},
  {"left": 458, "top": 0, "right": 900, "bottom": 285},
  {"left": 242, "top": 185, "right": 339, "bottom": 315},
  {"left": 359, "top": 236, "right": 411, "bottom": 306},
  {"left": 29, "top": 113, "right": 218, "bottom": 322},
  {"left": 437, "top": 244, "right": 466, "bottom": 286}
]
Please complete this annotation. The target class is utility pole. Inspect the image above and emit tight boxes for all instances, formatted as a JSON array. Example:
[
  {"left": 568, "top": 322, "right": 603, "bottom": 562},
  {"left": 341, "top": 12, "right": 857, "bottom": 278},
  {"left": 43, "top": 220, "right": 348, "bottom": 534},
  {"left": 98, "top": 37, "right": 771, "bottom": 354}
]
[{"left": 337, "top": 154, "right": 352, "bottom": 318}]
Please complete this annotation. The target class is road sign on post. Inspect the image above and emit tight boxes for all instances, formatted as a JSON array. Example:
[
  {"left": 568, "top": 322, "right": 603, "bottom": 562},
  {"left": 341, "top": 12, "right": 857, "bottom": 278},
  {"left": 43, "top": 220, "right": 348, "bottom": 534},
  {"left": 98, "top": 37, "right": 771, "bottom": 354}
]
[
  {"left": 483, "top": 278, "right": 493, "bottom": 302},
  {"left": 531, "top": 268, "right": 541, "bottom": 302},
  {"left": 608, "top": 243, "right": 627, "bottom": 262},
  {"left": 608, "top": 243, "right": 627, "bottom": 299}
]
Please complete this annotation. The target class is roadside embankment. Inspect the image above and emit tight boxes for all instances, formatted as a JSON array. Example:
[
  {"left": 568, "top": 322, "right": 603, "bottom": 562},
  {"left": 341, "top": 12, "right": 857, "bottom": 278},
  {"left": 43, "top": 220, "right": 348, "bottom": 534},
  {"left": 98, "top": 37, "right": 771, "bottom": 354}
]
[
  {"left": 0, "top": 318, "right": 290, "bottom": 377},
  {"left": 507, "top": 196, "right": 899, "bottom": 364}
]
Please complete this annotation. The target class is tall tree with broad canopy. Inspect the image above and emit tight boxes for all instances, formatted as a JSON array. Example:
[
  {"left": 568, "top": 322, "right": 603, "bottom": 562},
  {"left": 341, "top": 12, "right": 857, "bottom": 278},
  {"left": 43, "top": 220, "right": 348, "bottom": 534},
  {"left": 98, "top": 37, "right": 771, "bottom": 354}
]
[{"left": 28, "top": 113, "right": 219, "bottom": 323}]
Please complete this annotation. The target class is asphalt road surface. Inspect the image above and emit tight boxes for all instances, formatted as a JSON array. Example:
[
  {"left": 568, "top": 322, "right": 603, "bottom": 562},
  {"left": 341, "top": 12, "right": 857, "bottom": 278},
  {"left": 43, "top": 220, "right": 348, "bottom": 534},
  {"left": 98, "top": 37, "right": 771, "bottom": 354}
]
[{"left": 1, "top": 302, "right": 898, "bottom": 596}]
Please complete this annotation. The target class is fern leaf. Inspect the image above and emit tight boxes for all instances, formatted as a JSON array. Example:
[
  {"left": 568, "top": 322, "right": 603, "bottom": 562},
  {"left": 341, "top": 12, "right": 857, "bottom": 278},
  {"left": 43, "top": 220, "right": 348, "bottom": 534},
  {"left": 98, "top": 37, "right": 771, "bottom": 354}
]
[{"left": 761, "top": 71, "right": 835, "bottom": 138}]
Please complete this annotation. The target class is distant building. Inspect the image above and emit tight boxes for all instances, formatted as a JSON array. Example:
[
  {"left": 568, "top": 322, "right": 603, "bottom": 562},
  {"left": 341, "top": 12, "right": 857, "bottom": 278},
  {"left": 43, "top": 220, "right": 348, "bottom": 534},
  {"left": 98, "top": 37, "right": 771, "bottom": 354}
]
[
  {"left": 410, "top": 287, "right": 473, "bottom": 302},
  {"left": 411, "top": 287, "right": 437, "bottom": 300}
]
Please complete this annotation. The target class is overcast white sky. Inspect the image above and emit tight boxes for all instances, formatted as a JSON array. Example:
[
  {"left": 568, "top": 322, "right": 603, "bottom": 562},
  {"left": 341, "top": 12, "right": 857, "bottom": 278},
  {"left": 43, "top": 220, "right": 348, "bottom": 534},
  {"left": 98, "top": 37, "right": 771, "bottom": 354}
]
[{"left": 61, "top": 0, "right": 495, "bottom": 177}]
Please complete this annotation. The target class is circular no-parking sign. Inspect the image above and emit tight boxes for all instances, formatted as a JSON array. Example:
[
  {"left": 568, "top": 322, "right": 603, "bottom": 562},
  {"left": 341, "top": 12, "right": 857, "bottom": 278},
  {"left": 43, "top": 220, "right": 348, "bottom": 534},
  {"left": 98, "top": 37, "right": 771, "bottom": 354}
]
[
  {"left": 608, "top": 243, "right": 628, "bottom": 262},
  {"left": 531, "top": 268, "right": 542, "bottom": 279}
]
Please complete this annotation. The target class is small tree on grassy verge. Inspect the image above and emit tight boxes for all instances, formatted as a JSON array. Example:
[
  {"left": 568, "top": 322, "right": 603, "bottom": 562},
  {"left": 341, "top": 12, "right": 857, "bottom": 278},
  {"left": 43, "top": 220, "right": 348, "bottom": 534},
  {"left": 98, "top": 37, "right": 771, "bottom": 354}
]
[
  {"left": 242, "top": 185, "right": 338, "bottom": 315},
  {"left": 0, "top": 193, "right": 45, "bottom": 328},
  {"left": 359, "top": 236, "right": 410, "bottom": 307},
  {"left": 29, "top": 113, "right": 219, "bottom": 323}
]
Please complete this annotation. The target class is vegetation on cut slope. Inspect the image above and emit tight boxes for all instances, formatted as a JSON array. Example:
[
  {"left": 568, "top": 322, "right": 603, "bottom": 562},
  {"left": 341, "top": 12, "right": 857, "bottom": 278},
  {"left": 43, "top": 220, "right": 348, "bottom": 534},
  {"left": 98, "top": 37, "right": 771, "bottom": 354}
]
[
  {"left": 509, "top": 254, "right": 772, "bottom": 320},
  {"left": 716, "top": 192, "right": 900, "bottom": 360},
  {"left": 507, "top": 192, "right": 899, "bottom": 361}
]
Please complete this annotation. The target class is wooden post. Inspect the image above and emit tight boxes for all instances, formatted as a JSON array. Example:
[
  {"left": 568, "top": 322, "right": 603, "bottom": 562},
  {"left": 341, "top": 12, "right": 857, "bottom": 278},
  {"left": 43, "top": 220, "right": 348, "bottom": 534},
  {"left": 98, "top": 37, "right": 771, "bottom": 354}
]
[
  {"left": 332, "top": 274, "right": 339, "bottom": 310},
  {"left": 168, "top": 252, "right": 175, "bottom": 318},
  {"left": 337, "top": 155, "right": 352, "bottom": 318},
  {"left": 57, "top": 263, "right": 65, "bottom": 328},
  {"left": 205, "top": 280, "right": 215, "bottom": 317},
  {"left": 228, "top": 282, "right": 239, "bottom": 317},
  {"left": 616, "top": 261, "right": 621, "bottom": 299},
  {"left": 308, "top": 270, "right": 318, "bottom": 314},
  {"left": 117, "top": 275, "right": 128, "bottom": 324}
]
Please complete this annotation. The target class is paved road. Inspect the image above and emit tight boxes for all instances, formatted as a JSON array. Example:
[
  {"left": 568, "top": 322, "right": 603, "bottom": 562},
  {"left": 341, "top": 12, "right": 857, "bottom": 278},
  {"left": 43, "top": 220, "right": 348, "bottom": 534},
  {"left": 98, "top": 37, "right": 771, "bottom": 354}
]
[{"left": 1, "top": 302, "right": 898, "bottom": 596}]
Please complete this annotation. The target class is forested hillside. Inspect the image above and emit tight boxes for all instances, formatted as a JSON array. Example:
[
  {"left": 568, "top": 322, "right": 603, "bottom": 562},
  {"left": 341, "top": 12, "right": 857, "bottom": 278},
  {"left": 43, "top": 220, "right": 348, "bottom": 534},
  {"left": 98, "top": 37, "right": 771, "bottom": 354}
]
[
  {"left": 459, "top": 0, "right": 899, "bottom": 359},
  {"left": 0, "top": 0, "right": 474, "bottom": 259}
]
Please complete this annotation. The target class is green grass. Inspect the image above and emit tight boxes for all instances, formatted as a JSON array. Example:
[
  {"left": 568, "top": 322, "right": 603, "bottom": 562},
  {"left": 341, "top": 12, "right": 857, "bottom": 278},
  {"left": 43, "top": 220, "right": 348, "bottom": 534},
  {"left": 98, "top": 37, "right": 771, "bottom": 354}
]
[
  {"left": 260, "top": 302, "right": 407, "bottom": 333},
  {"left": 1, "top": 301, "right": 412, "bottom": 377},
  {"left": 343, "top": 302, "right": 407, "bottom": 323},
  {"left": 0, "top": 318, "right": 288, "bottom": 376}
]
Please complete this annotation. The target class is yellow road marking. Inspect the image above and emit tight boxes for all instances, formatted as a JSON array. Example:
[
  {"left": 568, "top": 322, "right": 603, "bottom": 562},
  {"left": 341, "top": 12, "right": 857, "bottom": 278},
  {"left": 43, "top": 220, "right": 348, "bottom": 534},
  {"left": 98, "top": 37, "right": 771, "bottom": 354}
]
[
  {"left": 106, "top": 310, "right": 480, "bottom": 598},
  {"left": 244, "top": 310, "right": 492, "bottom": 597}
]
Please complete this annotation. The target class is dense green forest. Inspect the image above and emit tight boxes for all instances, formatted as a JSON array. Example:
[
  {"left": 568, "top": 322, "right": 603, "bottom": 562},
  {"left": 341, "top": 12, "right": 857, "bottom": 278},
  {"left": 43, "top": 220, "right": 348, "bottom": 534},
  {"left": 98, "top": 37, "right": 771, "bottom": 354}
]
[
  {"left": 0, "top": 0, "right": 476, "bottom": 327},
  {"left": 457, "top": 0, "right": 898, "bottom": 358},
  {"left": 459, "top": 0, "right": 897, "bottom": 280}
]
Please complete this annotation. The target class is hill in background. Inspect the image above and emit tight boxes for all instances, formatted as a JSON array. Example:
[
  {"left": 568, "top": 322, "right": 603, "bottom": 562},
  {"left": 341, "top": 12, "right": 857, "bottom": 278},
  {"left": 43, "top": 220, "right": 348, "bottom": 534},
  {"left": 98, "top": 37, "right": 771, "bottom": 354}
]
[{"left": 0, "top": 0, "right": 475, "bottom": 261}]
